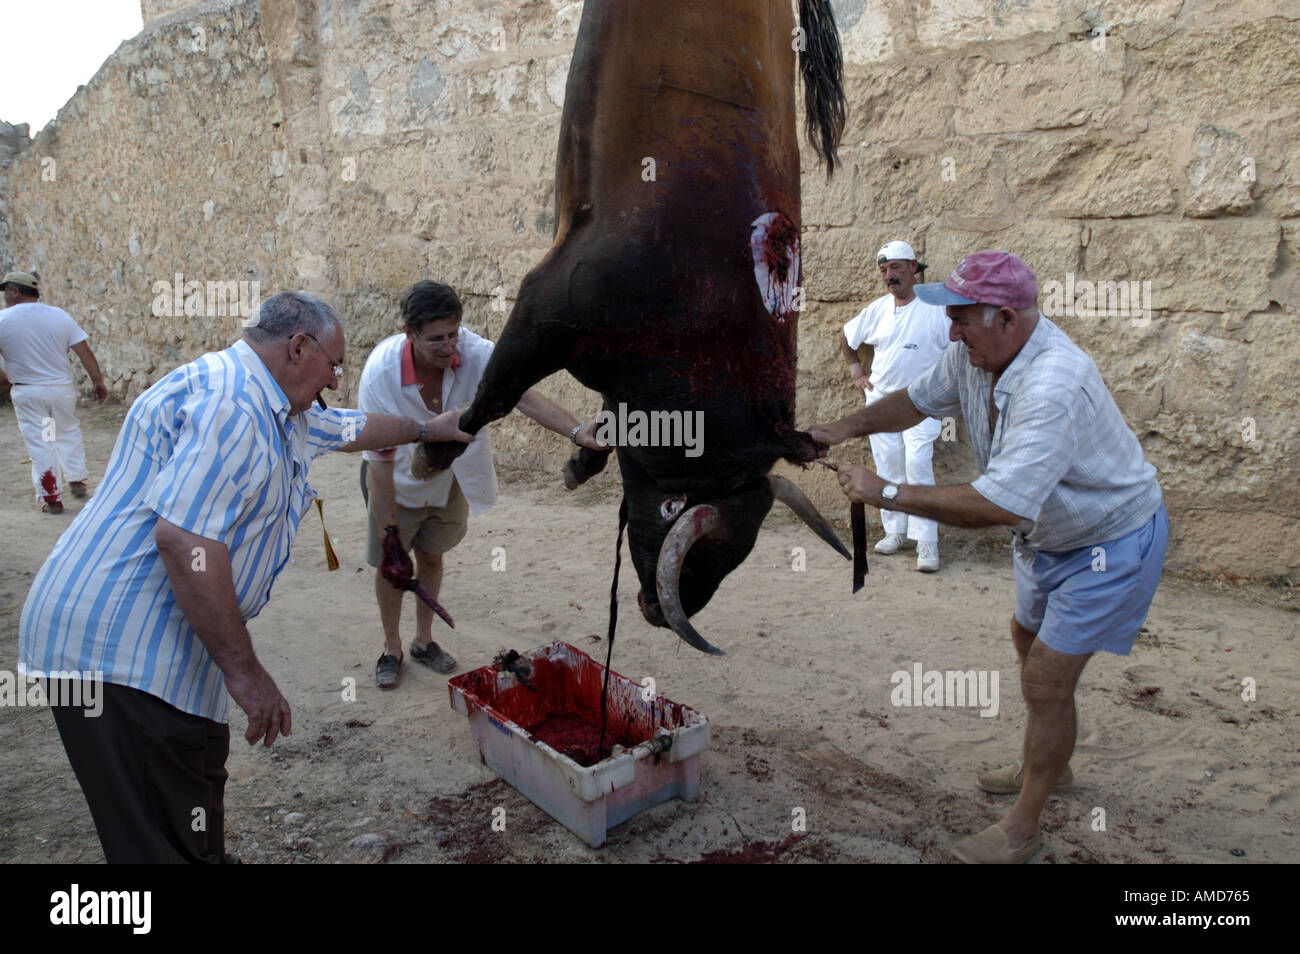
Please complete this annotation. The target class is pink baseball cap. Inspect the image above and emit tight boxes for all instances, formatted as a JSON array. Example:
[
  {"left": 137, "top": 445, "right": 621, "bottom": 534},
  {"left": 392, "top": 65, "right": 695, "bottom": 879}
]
[{"left": 914, "top": 251, "right": 1038, "bottom": 310}]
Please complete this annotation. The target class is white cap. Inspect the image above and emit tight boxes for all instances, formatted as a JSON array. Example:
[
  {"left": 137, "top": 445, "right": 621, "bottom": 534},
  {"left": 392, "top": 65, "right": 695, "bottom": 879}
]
[{"left": 876, "top": 240, "right": 917, "bottom": 264}]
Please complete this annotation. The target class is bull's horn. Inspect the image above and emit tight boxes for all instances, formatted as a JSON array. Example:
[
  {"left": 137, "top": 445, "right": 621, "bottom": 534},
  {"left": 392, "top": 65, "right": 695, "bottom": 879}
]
[
  {"left": 655, "top": 504, "right": 726, "bottom": 656},
  {"left": 769, "top": 475, "right": 851, "bottom": 559}
]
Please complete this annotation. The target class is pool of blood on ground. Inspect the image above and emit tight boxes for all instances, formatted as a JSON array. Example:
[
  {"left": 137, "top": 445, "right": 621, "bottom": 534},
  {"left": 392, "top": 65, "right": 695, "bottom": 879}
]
[{"left": 453, "top": 645, "right": 693, "bottom": 768}]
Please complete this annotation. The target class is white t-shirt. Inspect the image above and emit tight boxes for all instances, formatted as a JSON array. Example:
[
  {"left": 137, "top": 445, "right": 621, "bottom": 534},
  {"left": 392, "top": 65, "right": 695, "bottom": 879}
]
[
  {"left": 842, "top": 294, "right": 951, "bottom": 394},
  {"left": 0, "top": 302, "right": 89, "bottom": 386},
  {"left": 357, "top": 330, "right": 499, "bottom": 516}
]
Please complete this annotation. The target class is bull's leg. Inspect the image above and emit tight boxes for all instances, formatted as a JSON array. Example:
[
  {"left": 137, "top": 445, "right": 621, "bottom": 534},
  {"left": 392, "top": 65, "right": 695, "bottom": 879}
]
[{"left": 417, "top": 267, "right": 585, "bottom": 474}]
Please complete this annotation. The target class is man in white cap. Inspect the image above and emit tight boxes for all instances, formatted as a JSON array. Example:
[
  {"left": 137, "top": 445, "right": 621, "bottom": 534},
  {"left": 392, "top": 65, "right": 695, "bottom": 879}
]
[
  {"left": 838, "top": 241, "right": 951, "bottom": 570},
  {"left": 0, "top": 270, "right": 108, "bottom": 513}
]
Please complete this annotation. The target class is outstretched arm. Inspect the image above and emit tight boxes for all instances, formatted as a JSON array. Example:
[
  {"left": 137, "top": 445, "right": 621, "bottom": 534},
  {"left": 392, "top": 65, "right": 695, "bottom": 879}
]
[
  {"left": 515, "top": 388, "right": 608, "bottom": 451},
  {"left": 339, "top": 409, "right": 473, "bottom": 453},
  {"left": 832, "top": 463, "right": 1023, "bottom": 529},
  {"left": 808, "top": 387, "right": 926, "bottom": 448}
]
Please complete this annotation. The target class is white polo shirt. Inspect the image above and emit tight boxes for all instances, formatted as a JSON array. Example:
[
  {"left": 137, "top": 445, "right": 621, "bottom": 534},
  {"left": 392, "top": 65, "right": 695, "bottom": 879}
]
[
  {"left": 357, "top": 330, "right": 499, "bottom": 516},
  {"left": 843, "top": 294, "right": 951, "bottom": 394},
  {"left": 0, "top": 302, "right": 89, "bottom": 386}
]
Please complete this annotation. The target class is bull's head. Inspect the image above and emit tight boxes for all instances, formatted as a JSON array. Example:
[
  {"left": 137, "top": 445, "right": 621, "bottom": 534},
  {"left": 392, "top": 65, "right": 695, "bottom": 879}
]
[{"left": 618, "top": 450, "right": 847, "bottom": 654}]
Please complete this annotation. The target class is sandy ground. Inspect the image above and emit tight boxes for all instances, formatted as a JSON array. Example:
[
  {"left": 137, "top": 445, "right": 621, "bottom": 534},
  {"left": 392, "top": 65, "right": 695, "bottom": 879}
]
[{"left": 1, "top": 398, "right": 1297, "bottom": 865}]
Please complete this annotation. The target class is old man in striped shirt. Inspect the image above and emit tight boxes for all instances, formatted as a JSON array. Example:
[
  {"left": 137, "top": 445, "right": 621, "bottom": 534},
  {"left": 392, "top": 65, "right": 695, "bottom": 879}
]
[{"left": 18, "top": 291, "right": 471, "bottom": 863}]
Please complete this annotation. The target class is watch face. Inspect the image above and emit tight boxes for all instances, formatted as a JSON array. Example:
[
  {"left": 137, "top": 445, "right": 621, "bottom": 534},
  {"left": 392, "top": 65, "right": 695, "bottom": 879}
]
[{"left": 884, "top": 485, "right": 899, "bottom": 500}]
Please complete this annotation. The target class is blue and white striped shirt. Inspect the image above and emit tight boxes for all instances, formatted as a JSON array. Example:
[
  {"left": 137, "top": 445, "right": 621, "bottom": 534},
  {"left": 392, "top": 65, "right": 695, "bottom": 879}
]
[
  {"left": 908, "top": 316, "right": 1162, "bottom": 552},
  {"left": 18, "top": 339, "right": 366, "bottom": 721}
]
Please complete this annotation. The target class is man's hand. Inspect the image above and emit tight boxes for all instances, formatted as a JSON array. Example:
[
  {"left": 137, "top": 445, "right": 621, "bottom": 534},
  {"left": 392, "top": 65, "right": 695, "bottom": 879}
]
[
  {"left": 225, "top": 664, "right": 292, "bottom": 746},
  {"left": 807, "top": 424, "right": 838, "bottom": 450},
  {"left": 420, "top": 409, "right": 473, "bottom": 444},
  {"left": 851, "top": 370, "right": 872, "bottom": 391},
  {"left": 836, "top": 463, "right": 885, "bottom": 506},
  {"left": 573, "top": 416, "right": 611, "bottom": 452},
  {"left": 91, "top": 380, "right": 108, "bottom": 403}
]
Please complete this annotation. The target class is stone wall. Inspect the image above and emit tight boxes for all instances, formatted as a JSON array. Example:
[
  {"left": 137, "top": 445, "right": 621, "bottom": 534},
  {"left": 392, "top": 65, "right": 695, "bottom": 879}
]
[
  {"left": 3, "top": 1, "right": 292, "bottom": 394},
  {"left": 141, "top": 0, "right": 202, "bottom": 24},
  {"left": 0, "top": 122, "right": 32, "bottom": 281},
  {"left": 2, "top": 0, "right": 1297, "bottom": 577}
]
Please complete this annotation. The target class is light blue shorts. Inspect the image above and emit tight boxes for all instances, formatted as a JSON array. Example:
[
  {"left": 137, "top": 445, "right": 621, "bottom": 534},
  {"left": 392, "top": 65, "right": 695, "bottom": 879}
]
[{"left": 1013, "top": 505, "right": 1169, "bottom": 656}]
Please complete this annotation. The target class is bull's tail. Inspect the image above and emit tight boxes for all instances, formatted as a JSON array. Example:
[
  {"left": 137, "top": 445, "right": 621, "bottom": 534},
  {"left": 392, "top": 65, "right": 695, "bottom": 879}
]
[{"left": 799, "top": 0, "right": 846, "bottom": 178}]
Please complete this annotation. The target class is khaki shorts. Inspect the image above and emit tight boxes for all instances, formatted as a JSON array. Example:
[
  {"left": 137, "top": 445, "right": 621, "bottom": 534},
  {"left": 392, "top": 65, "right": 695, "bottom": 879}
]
[{"left": 364, "top": 464, "right": 469, "bottom": 566}]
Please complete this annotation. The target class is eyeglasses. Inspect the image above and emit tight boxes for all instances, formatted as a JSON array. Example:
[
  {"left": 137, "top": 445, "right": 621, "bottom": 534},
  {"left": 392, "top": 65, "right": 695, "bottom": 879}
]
[
  {"left": 418, "top": 330, "right": 459, "bottom": 348},
  {"left": 298, "top": 332, "right": 345, "bottom": 378}
]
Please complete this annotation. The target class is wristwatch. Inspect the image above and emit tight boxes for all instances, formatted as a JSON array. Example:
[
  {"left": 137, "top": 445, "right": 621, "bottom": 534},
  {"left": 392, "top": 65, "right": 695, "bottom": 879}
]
[
  {"left": 881, "top": 484, "right": 901, "bottom": 505},
  {"left": 415, "top": 420, "right": 427, "bottom": 442}
]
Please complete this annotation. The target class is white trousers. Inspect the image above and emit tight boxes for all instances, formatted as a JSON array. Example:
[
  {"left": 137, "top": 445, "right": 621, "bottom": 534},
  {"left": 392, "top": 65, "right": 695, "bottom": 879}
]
[
  {"left": 10, "top": 383, "right": 89, "bottom": 504},
  {"left": 864, "top": 387, "right": 941, "bottom": 544}
]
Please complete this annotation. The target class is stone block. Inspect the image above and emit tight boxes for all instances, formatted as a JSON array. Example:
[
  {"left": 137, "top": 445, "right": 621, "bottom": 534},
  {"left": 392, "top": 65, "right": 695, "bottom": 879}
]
[
  {"left": 1085, "top": 220, "right": 1279, "bottom": 313},
  {"left": 916, "top": 0, "right": 1060, "bottom": 48},
  {"left": 1184, "top": 125, "right": 1255, "bottom": 218},
  {"left": 954, "top": 40, "right": 1125, "bottom": 136},
  {"left": 1006, "top": 132, "right": 1178, "bottom": 219}
]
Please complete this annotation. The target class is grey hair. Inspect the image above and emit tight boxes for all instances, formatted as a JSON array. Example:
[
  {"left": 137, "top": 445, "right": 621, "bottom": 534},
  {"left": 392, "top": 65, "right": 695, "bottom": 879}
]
[
  {"left": 979, "top": 304, "right": 1036, "bottom": 328},
  {"left": 242, "top": 291, "right": 342, "bottom": 344}
]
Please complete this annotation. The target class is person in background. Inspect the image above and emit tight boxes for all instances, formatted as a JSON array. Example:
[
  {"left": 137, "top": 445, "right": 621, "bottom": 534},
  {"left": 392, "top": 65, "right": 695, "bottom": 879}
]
[
  {"left": 839, "top": 242, "right": 950, "bottom": 570},
  {"left": 0, "top": 269, "right": 108, "bottom": 513}
]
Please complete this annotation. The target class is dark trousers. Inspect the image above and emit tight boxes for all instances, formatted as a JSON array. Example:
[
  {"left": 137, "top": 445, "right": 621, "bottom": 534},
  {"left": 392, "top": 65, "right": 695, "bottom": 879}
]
[{"left": 51, "top": 680, "right": 233, "bottom": 864}]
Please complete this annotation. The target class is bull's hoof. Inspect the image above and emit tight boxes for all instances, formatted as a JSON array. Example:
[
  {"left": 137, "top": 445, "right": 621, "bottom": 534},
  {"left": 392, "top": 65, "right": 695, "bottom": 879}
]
[
  {"left": 784, "top": 429, "right": 824, "bottom": 465},
  {"left": 411, "top": 441, "right": 465, "bottom": 480},
  {"left": 562, "top": 446, "right": 613, "bottom": 490}
]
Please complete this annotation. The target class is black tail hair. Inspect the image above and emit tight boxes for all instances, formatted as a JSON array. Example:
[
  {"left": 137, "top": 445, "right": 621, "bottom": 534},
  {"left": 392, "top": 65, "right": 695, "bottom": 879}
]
[{"left": 799, "top": 0, "right": 846, "bottom": 178}]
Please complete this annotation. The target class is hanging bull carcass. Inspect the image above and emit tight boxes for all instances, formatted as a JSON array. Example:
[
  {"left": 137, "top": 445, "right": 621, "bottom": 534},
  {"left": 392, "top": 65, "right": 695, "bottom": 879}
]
[{"left": 420, "top": 0, "right": 848, "bottom": 654}]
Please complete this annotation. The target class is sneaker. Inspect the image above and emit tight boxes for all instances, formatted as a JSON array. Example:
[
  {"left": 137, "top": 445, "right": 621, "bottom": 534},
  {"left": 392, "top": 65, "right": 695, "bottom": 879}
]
[
  {"left": 977, "top": 760, "right": 1073, "bottom": 794},
  {"left": 916, "top": 542, "right": 940, "bottom": 572},
  {"left": 874, "top": 533, "right": 906, "bottom": 555}
]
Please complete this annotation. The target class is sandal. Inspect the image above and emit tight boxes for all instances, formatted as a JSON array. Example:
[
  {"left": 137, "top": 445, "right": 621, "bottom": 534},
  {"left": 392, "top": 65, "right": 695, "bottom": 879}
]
[
  {"left": 41, "top": 501, "right": 64, "bottom": 515},
  {"left": 410, "top": 640, "right": 457, "bottom": 675},
  {"left": 375, "top": 653, "right": 402, "bottom": 689}
]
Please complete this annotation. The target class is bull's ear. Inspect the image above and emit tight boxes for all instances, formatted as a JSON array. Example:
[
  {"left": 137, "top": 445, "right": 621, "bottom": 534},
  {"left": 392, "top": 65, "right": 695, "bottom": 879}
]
[{"left": 768, "top": 475, "right": 849, "bottom": 559}]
